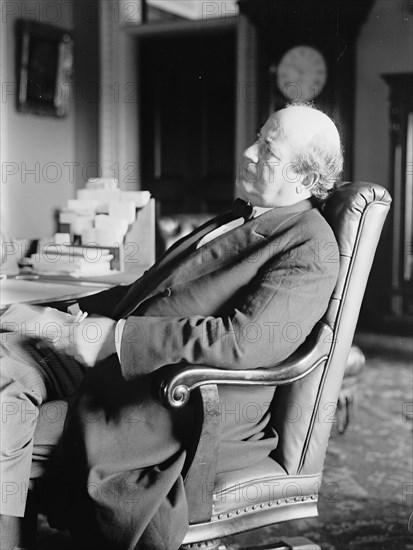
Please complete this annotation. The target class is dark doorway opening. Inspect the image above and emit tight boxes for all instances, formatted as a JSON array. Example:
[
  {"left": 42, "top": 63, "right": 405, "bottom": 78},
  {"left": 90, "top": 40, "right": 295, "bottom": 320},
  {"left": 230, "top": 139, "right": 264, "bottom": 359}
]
[{"left": 139, "top": 32, "right": 236, "bottom": 215}]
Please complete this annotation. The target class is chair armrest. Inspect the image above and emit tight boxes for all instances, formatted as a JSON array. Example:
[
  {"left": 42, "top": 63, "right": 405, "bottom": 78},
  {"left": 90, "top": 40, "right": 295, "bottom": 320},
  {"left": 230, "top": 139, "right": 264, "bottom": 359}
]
[
  {"left": 158, "top": 322, "right": 333, "bottom": 409},
  {"left": 156, "top": 322, "right": 333, "bottom": 523}
]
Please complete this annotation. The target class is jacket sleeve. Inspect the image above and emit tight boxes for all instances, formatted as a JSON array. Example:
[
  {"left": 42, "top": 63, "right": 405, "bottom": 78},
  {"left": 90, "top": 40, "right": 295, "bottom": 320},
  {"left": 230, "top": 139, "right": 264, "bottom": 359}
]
[{"left": 119, "top": 237, "right": 339, "bottom": 381}]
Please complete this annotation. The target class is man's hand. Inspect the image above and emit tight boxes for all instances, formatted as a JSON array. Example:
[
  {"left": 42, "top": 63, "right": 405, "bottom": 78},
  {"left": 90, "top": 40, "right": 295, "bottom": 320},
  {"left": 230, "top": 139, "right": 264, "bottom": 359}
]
[
  {"left": 1, "top": 303, "right": 75, "bottom": 341},
  {"left": 69, "top": 316, "right": 117, "bottom": 367},
  {"left": 1, "top": 303, "right": 117, "bottom": 368}
]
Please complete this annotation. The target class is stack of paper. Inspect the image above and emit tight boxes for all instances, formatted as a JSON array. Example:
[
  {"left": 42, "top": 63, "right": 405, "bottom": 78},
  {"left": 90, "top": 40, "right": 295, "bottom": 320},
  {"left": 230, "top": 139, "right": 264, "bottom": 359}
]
[{"left": 31, "top": 244, "right": 114, "bottom": 277}]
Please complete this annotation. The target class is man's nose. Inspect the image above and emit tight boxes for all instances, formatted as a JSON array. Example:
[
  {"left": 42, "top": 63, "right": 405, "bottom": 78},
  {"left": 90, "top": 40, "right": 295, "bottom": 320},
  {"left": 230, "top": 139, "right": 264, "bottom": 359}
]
[{"left": 243, "top": 143, "right": 259, "bottom": 164}]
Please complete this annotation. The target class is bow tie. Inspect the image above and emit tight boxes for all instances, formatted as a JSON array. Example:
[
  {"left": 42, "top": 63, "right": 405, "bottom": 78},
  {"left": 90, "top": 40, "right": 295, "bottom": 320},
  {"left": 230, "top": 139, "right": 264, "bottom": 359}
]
[{"left": 232, "top": 198, "right": 254, "bottom": 222}]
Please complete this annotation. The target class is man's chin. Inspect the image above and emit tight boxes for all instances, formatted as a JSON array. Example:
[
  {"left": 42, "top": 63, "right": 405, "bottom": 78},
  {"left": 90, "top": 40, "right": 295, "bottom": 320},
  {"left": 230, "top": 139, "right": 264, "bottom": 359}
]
[{"left": 236, "top": 180, "right": 258, "bottom": 203}]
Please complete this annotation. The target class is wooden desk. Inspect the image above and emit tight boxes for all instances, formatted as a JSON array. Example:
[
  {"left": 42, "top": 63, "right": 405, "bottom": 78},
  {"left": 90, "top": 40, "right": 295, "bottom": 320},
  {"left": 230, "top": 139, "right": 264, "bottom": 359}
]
[
  {"left": 30, "top": 267, "right": 147, "bottom": 286},
  {"left": 0, "top": 277, "right": 111, "bottom": 313}
]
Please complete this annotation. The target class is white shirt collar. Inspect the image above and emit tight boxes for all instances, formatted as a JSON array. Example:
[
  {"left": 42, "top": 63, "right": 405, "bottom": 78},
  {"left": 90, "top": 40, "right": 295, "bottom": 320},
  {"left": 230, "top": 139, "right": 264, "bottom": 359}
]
[{"left": 252, "top": 206, "right": 274, "bottom": 218}]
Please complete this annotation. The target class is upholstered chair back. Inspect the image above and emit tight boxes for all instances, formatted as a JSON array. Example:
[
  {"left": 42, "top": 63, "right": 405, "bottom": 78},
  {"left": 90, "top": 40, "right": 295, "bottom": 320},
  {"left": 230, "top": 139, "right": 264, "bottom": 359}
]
[{"left": 270, "top": 182, "right": 392, "bottom": 476}]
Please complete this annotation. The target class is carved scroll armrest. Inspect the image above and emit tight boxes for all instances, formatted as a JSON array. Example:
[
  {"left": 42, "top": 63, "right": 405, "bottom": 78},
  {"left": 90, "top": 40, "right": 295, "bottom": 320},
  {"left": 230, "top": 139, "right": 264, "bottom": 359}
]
[{"left": 158, "top": 322, "right": 333, "bottom": 409}]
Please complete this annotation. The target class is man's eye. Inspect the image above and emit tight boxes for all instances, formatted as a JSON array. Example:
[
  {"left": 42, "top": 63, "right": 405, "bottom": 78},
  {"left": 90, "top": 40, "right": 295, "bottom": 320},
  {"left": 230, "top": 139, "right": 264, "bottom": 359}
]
[{"left": 267, "top": 145, "right": 278, "bottom": 158}]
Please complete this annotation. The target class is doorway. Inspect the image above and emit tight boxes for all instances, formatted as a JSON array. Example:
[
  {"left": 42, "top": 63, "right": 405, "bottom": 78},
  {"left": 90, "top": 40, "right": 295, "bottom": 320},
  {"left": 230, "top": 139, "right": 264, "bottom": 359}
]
[{"left": 139, "top": 32, "right": 236, "bottom": 215}]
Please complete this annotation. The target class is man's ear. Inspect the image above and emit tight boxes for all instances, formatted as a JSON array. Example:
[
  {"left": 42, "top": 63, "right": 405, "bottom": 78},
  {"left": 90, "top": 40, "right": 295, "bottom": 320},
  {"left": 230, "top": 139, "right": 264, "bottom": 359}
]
[{"left": 301, "top": 171, "right": 320, "bottom": 191}]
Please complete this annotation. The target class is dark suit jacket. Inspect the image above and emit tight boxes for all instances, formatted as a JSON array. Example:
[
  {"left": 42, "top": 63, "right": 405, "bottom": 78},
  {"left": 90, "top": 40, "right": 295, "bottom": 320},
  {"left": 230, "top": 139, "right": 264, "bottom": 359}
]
[{"left": 63, "top": 199, "right": 339, "bottom": 550}]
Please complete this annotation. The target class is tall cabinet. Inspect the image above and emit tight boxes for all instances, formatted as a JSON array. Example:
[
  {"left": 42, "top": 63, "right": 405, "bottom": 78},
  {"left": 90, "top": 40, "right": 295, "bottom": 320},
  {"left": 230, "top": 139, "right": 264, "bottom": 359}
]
[{"left": 383, "top": 73, "right": 413, "bottom": 322}]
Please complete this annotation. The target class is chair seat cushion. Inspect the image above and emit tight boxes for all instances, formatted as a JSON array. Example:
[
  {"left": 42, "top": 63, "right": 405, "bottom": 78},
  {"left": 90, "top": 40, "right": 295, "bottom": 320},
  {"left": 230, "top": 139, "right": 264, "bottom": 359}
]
[{"left": 212, "top": 457, "right": 322, "bottom": 517}]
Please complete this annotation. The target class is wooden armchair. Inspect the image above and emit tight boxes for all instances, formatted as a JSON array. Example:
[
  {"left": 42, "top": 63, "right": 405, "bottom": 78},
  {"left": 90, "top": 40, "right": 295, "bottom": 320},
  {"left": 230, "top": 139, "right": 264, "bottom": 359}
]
[{"left": 155, "top": 182, "right": 391, "bottom": 550}]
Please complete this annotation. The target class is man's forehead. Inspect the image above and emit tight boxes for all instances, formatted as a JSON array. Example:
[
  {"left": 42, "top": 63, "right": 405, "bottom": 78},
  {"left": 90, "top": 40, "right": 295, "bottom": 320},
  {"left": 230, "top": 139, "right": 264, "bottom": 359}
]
[
  {"left": 261, "top": 114, "right": 284, "bottom": 139},
  {"left": 268, "top": 106, "right": 339, "bottom": 141}
]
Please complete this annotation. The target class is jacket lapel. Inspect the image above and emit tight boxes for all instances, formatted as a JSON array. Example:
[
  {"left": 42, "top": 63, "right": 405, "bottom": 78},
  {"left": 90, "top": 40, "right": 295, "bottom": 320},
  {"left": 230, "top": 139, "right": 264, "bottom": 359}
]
[
  {"left": 118, "top": 218, "right": 269, "bottom": 319},
  {"left": 154, "top": 210, "right": 234, "bottom": 272},
  {"left": 115, "top": 199, "right": 315, "bottom": 319},
  {"left": 148, "top": 199, "right": 315, "bottom": 295},
  {"left": 114, "top": 210, "right": 234, "bottom": 319},
  {"left": 158, "top": 218, "right": 267, "bottom": 288}
]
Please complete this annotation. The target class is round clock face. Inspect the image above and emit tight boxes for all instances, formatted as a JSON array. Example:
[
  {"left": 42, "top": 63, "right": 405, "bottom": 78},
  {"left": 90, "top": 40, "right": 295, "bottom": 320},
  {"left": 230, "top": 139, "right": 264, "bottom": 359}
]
[{"left": 277, "top": 46, "right": 327, "bottom": 101}]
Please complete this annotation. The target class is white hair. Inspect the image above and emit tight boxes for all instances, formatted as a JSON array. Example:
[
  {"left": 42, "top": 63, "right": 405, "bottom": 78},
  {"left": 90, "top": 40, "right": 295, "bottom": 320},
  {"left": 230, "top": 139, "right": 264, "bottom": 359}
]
[{"left": 286, "top": 102, "right": 344, "bottom": 201}]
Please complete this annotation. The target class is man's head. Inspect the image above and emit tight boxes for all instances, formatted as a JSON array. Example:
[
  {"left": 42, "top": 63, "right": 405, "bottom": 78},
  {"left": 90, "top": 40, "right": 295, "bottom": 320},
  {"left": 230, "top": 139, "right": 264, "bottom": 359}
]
[{"left": 236, "top": 103, "right": 343, "bottom": 207}]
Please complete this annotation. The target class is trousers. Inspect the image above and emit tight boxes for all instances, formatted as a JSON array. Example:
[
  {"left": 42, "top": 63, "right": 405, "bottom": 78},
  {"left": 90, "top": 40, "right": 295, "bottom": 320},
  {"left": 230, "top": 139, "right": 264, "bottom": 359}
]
[
  {"left": 0, "top": 331, "right": 85, "bottom": 517},
  {"left": 0, "top": 332, "right": 193, "bottom": 550}
]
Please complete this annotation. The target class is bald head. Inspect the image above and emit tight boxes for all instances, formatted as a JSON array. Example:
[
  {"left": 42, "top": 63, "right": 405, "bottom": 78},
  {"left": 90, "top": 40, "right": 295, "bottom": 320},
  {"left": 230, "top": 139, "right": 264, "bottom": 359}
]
[{"left": 267, "top": 104, "right": 341, "bottom": 155}]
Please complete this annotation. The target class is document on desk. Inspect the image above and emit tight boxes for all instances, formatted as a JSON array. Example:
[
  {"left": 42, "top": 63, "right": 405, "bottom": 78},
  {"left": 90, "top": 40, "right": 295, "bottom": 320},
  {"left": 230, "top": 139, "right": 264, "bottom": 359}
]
[{"left": 0, "top": 279, "right": 106, "bottom": 311}]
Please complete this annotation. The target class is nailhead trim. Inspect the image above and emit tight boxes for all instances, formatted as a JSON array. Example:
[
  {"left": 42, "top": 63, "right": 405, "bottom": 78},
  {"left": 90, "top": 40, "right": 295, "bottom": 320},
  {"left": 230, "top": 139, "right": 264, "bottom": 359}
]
[
  {"left": 182, "top": 542, "right": 220, "bottom": 549},
  {"left": 211, "top": 494, "right": 317, "bottom": 521}
]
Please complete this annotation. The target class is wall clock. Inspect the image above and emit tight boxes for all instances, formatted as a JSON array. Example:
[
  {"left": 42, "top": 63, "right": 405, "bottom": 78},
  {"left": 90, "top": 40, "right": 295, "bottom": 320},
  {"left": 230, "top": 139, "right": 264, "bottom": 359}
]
[{"left": 276, "top": 45, "right": 328, "bottom": 101}]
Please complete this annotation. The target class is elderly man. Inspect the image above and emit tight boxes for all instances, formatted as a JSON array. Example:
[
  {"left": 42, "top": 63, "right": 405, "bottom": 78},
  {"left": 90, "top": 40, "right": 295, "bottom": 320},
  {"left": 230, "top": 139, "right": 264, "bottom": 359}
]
[{"left": 0, "top": 103, "right": 342, "bottom": 550}]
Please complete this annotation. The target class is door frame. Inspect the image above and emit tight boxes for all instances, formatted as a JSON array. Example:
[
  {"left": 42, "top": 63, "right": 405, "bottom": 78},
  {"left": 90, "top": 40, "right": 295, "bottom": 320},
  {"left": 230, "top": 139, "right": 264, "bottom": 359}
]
[{"left": 98, "top": 6, "right": 258, "bottom": 197}]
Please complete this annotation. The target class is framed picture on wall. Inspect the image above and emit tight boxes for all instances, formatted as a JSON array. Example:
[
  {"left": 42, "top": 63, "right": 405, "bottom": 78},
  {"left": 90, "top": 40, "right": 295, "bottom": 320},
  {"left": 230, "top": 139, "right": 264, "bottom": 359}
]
[{"left": 16, "top": 20, "right": 73, "bottom": 117}]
